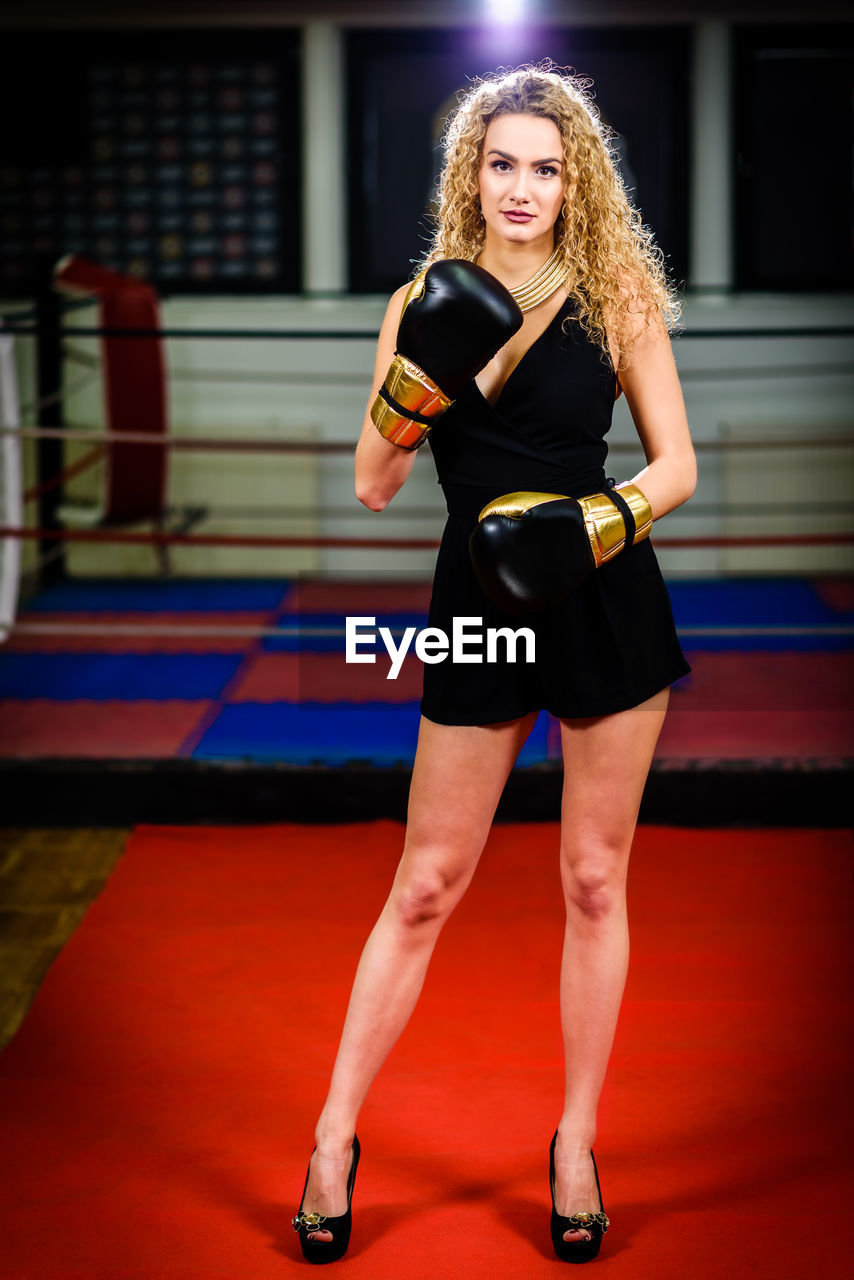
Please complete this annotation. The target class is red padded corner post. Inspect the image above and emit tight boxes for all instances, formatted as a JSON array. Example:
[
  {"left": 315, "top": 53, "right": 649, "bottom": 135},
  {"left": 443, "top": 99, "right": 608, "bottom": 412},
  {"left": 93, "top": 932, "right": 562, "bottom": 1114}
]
[{"left": 53, "top": 255, "right": 168, "bottom": 525}]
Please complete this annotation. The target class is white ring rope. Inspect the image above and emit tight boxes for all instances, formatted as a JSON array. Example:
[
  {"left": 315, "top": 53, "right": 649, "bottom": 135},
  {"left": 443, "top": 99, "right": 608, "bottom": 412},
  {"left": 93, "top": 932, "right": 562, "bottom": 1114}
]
[
  {"left": 62, "top": 345, "right": 368, "bottom": 387},
  {"left": 0, "top": 332, "right": 22, "bottom": 644},
  {"left": 2, "top": 425, "right": 852, "bottom": 454},
  {"left": 18, "top": 367, "right": 103, "bottom": 418},
  {"left": 7, "top": 620, "right": 854, "bottom": 642}
]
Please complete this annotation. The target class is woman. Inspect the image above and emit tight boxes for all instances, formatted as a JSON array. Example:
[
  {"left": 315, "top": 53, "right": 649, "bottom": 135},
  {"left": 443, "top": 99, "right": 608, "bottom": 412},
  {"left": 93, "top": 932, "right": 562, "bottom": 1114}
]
[{"left": 293, "top": 65, "right": 696, "bottom": 1264}]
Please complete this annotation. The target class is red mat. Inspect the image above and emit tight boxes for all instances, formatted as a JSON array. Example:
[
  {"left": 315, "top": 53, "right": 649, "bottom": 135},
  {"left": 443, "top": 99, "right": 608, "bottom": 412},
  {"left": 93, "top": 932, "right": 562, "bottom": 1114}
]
[
  {"left": 229, "top": 652, "right": 425, "bottom": 703},
  {"left": 0, "top": 700, "right": 211, "bottom": 758},
  {"left": 3, "top": 613, "right": 274, "bottom": 654},
  {"left": 0, "top": 823, "right": 851, "bottom": 1279}
]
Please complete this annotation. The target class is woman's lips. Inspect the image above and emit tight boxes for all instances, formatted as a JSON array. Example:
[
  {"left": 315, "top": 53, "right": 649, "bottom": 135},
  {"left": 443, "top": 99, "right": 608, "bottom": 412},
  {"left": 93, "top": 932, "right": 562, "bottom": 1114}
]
[{"left": 502, "top": 210, "right": 534, "bottom": 222}]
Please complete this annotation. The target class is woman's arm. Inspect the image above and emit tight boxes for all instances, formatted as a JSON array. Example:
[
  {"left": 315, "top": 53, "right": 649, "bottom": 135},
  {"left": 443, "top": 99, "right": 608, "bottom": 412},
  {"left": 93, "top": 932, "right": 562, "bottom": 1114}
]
[
  {"left": 354, "top": 284, "right": 418, "bottom": 512},
  {"left": 613, "top": 314, "right": 697, "bottom": 520}
]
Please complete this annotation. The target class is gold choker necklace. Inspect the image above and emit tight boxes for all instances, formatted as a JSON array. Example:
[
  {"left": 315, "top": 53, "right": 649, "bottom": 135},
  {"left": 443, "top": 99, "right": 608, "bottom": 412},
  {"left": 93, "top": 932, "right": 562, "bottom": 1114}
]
[{"left": 508, "top": 247, "right": 567, "bottom": 313}]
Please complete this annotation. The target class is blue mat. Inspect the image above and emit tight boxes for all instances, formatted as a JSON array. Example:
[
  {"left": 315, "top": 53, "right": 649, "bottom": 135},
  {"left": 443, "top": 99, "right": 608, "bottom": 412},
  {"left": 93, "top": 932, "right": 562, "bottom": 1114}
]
[
  {"left": 6, "top": 576, "right": 852, "bottom": 767},
  {"left": 193, "top": 703, "right": 551, "bottom": 766},
  {"left": 668, "top": 579, "right": 854, "bottom": 650},
  {"left": 24, "top": 578, "right": 292, "bottom": 613},
  {"left": 20, "top": 578, "right": 854, "bottom": 650},
  {"left": 262, "top": 612, "right": 431, "bottom": 654},
  {"left": 0, "top": 653, "right": 243, "bottom": 700}
]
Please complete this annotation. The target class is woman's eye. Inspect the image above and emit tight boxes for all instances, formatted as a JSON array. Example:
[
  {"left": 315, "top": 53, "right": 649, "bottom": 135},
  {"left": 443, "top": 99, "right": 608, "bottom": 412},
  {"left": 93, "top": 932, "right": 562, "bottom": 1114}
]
[
  {"left": 491, "top": 160, "right": 511, "bottom": 172},
  {"left": 538, "top": 166, "right": 559, "bottom": 177}
]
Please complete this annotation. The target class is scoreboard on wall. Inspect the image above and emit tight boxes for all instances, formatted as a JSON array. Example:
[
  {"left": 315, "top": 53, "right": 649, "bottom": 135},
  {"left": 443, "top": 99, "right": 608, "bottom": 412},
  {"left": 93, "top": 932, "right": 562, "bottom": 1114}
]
[{"left": 0, "top": 32, "right": 301, "bottom": 295}]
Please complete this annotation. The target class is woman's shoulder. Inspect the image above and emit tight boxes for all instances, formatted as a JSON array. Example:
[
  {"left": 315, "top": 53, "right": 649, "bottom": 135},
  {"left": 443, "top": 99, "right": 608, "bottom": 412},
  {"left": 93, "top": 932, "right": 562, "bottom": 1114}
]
[{"left": 389, "top": 280, "right": 413, "bottom": 308}]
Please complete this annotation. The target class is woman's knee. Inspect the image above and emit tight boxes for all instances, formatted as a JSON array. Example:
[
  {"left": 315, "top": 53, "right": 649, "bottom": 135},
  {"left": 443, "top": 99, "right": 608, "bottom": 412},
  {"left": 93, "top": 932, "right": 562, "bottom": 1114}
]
[
  {"left": 389, "top": 863, "right": 463, "bottom": 929},
  {"left": 562, "top": 847, "right": 628, "bottom": 920}
]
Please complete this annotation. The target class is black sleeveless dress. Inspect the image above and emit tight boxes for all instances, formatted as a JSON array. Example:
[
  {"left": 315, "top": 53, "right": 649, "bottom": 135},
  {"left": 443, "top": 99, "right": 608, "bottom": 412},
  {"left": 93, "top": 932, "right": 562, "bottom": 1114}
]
[{"left": 420, "top": 297, "right": 690, "bottom": 725}]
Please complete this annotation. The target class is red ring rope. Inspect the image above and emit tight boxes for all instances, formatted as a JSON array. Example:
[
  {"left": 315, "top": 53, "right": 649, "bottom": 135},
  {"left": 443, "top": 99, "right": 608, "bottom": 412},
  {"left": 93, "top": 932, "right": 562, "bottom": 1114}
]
[{"left": 23, "top": 446, "right": 105, "bottom": 503}]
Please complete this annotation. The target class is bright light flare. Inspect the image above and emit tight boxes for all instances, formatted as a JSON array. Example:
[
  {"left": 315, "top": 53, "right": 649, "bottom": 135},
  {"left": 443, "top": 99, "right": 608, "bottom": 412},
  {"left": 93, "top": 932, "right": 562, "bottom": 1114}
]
[{"left": 485, "top": 0, "right": 527, "bottom": 25}]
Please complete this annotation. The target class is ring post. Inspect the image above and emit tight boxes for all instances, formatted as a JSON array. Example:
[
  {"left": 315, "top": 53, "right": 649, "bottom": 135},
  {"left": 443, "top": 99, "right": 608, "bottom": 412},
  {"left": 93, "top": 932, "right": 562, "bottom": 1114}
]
[{"left": 36, "top": 266, "right": 65, "bottom": 583}]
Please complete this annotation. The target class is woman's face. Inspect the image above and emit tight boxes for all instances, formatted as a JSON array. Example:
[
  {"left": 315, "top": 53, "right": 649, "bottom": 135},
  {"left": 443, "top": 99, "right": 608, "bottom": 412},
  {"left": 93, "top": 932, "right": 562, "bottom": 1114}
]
[{"left": 477, "top": 113, "right": 565, "bottom": 248}]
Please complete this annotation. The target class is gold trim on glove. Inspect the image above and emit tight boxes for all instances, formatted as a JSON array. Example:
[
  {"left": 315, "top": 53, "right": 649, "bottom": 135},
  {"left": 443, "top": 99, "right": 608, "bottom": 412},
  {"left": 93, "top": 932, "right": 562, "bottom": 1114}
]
[
  {"left": 579, "top": 482, "right": 652, "bottom": 566},
  {"left": 401, "top": 270, "right": 426, "bottom": 311},
  {"left": 615, "top": 481, "right": 653, "bottom": 541},
  {"left": 477, "top": 483, "right": 653, "bottom": 568},
  {"left": 370, "top": 354, "right": 453, "bottom": 450},
  {"left": 477, "top": 491, "right": 567, "bottom": 521}
]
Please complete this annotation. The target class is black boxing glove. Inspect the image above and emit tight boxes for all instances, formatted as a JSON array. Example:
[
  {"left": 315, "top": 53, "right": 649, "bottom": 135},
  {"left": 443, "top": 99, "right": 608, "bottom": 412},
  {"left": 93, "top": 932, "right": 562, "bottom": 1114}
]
[
  {"left": 371, "top": 260, "right": 523, "bottom": 450},
  {"left": 469, "top": 482, "right": 654, "bottom": 613}
]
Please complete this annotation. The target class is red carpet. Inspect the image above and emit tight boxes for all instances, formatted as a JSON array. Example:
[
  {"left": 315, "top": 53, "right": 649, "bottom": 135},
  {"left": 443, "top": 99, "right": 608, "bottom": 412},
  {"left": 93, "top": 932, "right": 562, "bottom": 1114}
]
[{"left": 0, "top": 823, "right": 851, "bottom": 1279}]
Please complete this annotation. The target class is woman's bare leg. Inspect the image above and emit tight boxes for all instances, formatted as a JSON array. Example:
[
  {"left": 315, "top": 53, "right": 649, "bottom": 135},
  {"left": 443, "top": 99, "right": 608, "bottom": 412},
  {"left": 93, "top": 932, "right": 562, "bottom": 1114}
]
[
  {"left": 553, "top": 688, "right": 669, "bottom": 1243},
  {"left": 300, "top": 712, "right": 537, "bottom": 1242}
]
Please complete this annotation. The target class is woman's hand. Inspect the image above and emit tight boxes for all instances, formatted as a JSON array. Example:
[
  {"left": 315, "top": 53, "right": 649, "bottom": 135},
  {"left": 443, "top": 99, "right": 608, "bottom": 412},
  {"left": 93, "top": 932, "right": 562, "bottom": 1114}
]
[{"left": 355, "top": 263, "right": 522, "bottom": 510}]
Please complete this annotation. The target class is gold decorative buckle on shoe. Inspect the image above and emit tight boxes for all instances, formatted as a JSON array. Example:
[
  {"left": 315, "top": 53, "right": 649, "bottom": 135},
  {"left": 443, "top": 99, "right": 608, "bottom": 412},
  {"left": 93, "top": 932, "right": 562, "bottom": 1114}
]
[
  {"left": 567, "top": 1210, "right": 610, "bottom": 1233},
  {"left": 292, "top": 1210, "right": 328, "bottom": 1232}
]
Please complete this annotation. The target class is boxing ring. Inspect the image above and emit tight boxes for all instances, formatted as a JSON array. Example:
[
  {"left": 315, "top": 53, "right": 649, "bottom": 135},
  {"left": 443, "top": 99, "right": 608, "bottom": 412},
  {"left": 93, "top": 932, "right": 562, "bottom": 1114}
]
[
  {"left": 0, "top": 262, "right": 852, "bottom": 824},
  {"left": 0, "top": 270, "right": 852, "bottom": 1280}
]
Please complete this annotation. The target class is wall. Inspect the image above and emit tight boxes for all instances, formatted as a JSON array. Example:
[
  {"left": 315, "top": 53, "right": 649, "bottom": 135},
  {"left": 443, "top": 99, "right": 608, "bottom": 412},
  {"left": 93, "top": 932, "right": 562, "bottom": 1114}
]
[{"left": 3, "top": 3, "right": 853, "bottom": 585}]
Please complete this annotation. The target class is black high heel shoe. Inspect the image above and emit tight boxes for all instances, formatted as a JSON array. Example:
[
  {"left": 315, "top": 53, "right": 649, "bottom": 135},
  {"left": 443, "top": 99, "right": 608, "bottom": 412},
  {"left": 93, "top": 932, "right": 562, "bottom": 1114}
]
[
  {"left": 292, "top": 1134, "right": 361, "bottom": 1265},
  {"left": 549, "top": 1131, "right": 610, "bottom": 1263}
]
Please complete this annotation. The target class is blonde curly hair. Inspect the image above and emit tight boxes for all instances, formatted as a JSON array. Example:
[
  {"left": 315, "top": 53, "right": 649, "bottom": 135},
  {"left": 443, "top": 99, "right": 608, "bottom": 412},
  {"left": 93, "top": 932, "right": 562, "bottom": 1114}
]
[{"left": 421, "top": 64, "right": 681, "bottom": 367}]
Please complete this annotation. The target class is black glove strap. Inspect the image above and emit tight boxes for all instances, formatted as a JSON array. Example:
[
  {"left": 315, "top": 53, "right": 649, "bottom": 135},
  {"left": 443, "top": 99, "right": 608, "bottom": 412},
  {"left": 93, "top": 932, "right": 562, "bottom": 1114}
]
[
  {"left": 377, "top": 384, "right": 437, "bottom": 428},
  {"left": 604, "top": 481, "right": 637, "bottom": 547}
]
